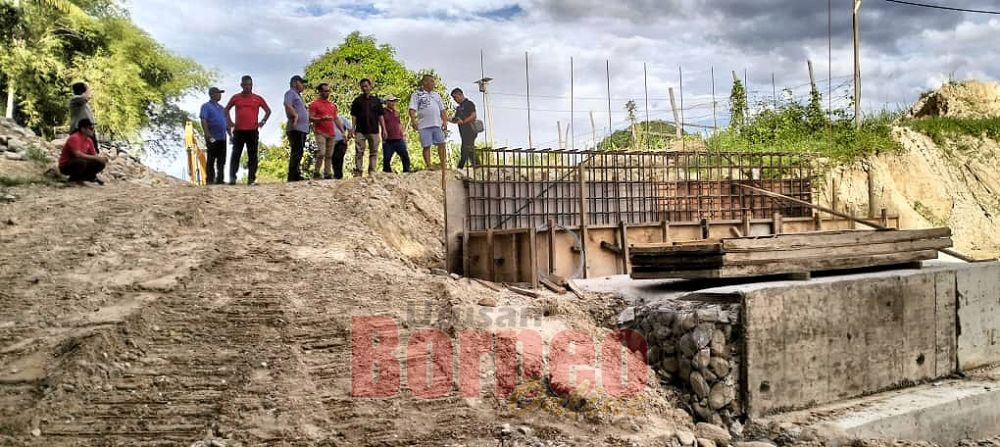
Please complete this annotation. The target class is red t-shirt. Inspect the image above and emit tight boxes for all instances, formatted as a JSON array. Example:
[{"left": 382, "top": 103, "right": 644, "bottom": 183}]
[
  {"left": 384, "top": 108, "right": 404, "bottom": 141},
  {"left": 59, "top": 131, "right": 97, "bottom": 169},
  {"left": 309, "top": 99, "right": 338, "bottom": 136},
  {"left": 227, "top": 93, "right": 268, "bottom": 131}
]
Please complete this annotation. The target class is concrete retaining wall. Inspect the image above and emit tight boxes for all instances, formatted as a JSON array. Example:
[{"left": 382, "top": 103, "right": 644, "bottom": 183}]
[
  {"left": 743, "top": 268, "right": 959, "bottom": 417},
  {"left": 956, "top": 262, "right": 1000, "bottom": 370}
]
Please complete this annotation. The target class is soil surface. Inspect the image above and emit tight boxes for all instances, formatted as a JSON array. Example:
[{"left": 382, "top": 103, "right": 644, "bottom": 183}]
[{"left": 0, "top": 172, "right": 688, "bottom": 446}]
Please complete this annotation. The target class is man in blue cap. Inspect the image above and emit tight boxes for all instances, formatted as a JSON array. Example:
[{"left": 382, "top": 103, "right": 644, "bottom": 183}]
[{"left": 199, "top": 86, "right": 229, "bottom": 184}]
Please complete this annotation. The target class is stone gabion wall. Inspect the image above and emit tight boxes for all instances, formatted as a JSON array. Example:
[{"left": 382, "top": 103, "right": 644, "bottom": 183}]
[{"left": 620, "top": 300, "right": 744, "bottom": 429}]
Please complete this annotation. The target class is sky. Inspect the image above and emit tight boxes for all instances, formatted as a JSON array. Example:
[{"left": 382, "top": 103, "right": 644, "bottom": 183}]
[{"left": 127, "top": 0, "right": 1000, "bottom": 177}]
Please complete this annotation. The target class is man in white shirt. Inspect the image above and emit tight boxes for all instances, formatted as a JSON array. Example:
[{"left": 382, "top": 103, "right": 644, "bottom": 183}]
[{"left": 408, "top": 74, "right": 449, "bottom": 169}]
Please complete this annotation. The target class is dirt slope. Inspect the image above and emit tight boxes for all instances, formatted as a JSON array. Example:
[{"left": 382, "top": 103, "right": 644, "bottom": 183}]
[
  {"left": 819, "top": 81, "right": 1000, "bottom": 260},
  {"left": 0, "top": 173, "right": 687, "bottom": 446}
]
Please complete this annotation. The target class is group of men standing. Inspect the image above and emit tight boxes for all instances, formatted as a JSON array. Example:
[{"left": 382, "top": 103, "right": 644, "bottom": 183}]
[{"left": 197, "top": 73, "right": 479, "bottom": 185}]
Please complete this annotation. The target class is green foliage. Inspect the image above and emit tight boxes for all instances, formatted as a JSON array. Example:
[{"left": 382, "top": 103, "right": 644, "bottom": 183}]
[
  {"left": 302, "top": 31, "right": 453, "bottom": 173},
  {"left": 902, "top": 116, "right": 1000, "bottom": 146},
  {"left": 729, "top": 78, "right": 747, "bottom": 130},
  {"left": 0, "top": 0, "right": 212, "bottom": 147},
  {"left": 600, "top": 120, "right": 683, "bottom": 150},
  {"left": 254, "top": 140, "right": 290, "bottom": 183},
  {"left": 708, "top": 88, "right": 901, "bottom": 162}
]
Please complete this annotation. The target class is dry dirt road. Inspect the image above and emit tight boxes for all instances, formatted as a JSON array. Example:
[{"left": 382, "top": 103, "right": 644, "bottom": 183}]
[{"left": 0, "top": 172, "right": 686, "bottom": 447}]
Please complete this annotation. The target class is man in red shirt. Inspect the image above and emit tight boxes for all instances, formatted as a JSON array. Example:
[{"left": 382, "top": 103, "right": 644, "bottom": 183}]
[
  {"left": 309, "top": 83, "right": 346, "bottom": 179},
  {"left": 225, "top": 75, "right": 271, "bottom": 185},
  {"left": 381, "top": 95, "right": 410, "bottom": 173},
  {"left": 58, "top": 118, "right": 107, "bottom": 184}
]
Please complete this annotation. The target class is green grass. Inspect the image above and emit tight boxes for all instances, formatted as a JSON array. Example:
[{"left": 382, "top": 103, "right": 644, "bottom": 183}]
[
  {"left": 706, "top": 109, "right": 901, "bottom": 163},
  {"left": 0, "top": 175, "right": 55, "bottom": 187},
  {"left": 902, "top": 116, "right": 1000, "bottom": 146}
]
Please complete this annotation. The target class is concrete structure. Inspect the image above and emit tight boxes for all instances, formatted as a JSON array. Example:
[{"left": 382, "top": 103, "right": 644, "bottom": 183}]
[
  {"left": 763, "top": 379, "right": 1000, "bottom": 444},
  {"left": 595, "top": 261, "right": 1000, "bottom": 425}
]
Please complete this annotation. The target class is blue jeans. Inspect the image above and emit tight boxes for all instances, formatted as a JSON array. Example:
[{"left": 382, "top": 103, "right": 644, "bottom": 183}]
[{"left": 382, "top": 139, "right": 411, "bottom": 173}]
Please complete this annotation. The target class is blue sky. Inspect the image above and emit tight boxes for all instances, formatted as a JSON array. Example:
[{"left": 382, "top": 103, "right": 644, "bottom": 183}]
[{"left": 128, "top": 0, "right": 1000, "bottom": 176}]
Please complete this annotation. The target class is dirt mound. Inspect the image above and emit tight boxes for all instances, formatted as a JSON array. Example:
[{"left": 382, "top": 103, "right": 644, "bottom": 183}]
[
  {"left": 909, "top": 80, "right": 1000, "bottom": 119},
  {"left": 820, "top": 127, "right": 1000, "bottom": 260},
  {"left": 0, "top": 173, "right": 687, "bottom": 446},
  {"left": 0, "top": 118, "right": 178, "bottom": 187}
]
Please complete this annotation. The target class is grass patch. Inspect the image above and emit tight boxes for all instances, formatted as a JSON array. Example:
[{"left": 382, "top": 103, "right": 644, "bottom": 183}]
[
  {"left": 0, "top": 175, "right": 56, "bottom": 187},
  {"left": 902, "top": 116, "right": 1000, "bottom": 146},
  {"left": 23, "top": 145, "right": 52, "bottom": 166},
  {"left": 707, "top": 110, "right": 901, "bottom": 163}
]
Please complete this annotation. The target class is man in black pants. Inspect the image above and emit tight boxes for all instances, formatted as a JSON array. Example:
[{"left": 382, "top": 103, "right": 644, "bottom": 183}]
[
  {"left": 199, "top": 86, "right": 229, "bottom": 184},
  {"left": 225, "top": 75, "right": 271, "bottom": 185},
  {"left": 284, "top": 75, "right": 310, "bottom": 182},
  {"left": 450, "top": 88, "right": 478, "bottom": 169}
]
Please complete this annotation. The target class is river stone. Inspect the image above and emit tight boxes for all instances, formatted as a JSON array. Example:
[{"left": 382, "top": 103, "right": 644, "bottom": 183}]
[
  {"left": 696, "top": 423, "right": 732, "bottom": 445},
  {"left": 693, "top": 348, "right": 711, "bottom": 371},
  {"left": 691, "top": 324, "right": 714, "bottom": 349},
  {"left": 702, "top": 369, "right": 718, "bottom": 383},
  {"left": 655, "top": 324, "right": 673, "bottom": 341},
  {"left": 735, "top": 443, "right": 777, "bottom": 447},
  {"left": 693, "top": 402, "right": 714, "bottom": 421},
  {"left": 709, "top": 382, "right": 735, "bottom": 410},
  {"left": 679, "top": 356, "right": 693, "bottom": 383},
  {"left": 690, "top": 371, "right": 710, "bottom": 398},
  {"left": 677, "top": 431, "right": 696, "bottom": 446},
  {"left": 696, "top": 308, "right": 720, "bottom": 323},
  {"left": 679, "top": 333, "right": 699, "bottom": 357},
  {"left": 679, "top": 313, "right": 698, "bottom": 331},
  {"left": 709, "top": 357, "right": 731, "bottom": 377},
  {"left": 710, "top": 329, "right": 727, "bottom": 357},
  {"left": 618, "top": 307, "right": 636, "bottom": 327},
  {"left": 697, "top": 438, "right": 717, "bottom": 447},
  {"left": 661, "top": 356, "right": 679, "bottom": 373}
]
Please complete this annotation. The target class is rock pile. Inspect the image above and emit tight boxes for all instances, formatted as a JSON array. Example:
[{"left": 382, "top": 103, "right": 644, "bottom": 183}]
[
  {"left": 909, "top": 80, "right": 1000, "bottom": 119},
  {"left": 0, "top": 118, "right": 179, "bottom": 186},
  {"left": 620, "top": 298, "right": 744, "bottom": 434}
]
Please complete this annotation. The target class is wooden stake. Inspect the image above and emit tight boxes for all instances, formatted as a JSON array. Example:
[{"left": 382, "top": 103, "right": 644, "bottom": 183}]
[
  {"left": 487, "top": 228, "right": 496, "bottom": 281},
  {"left": 773, "top": 212, "right": 784, "bottom": 235},
  {"left": 528, "top": 228, "right": 538, "bottom": 289},
  {"left": 589, "top": 111, "right": 597, "bottom": 149},
  {"left": 853, "top": 0, "right": 863, "bottom": 129},
  {"left": 669, "top": 88, "right": 682, "bottom": 140},
  {"left": 525, "top": 52, "right": 533, "bottom": 149},
  {"left": 547, "top": 219, "right": 556, "bottom": 275},
  {"left": 618, "top": 221, "right": 631, "bottom": 274}
]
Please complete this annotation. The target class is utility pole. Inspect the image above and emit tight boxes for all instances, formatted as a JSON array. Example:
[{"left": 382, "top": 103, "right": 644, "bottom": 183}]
[
  {"left": 853, "top": 0, "right": 863, "bottom": 129},
  {"left": 476, "top": 50, "right": 495, "bottom": 148},
  {"left": 525, "top": 52, "right": 533, "bottom": 149}
]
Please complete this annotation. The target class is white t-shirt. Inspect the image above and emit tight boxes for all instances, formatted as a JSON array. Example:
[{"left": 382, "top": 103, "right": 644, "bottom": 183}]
[{"left": 409, "top": 90, "right": 446, "bottom": 130}]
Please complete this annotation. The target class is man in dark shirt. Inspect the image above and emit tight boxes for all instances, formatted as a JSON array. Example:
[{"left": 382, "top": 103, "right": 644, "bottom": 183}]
[
  {"left": 350, "top": 78, "right": 385, "bottom": 177},
  {"left": 450, "top": 88, "right": 478, "bottom": 169}
]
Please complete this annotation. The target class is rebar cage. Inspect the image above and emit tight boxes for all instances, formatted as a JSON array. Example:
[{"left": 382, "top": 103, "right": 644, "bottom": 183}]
[{"left": 465, "top": 148, "right": 816, "bottom": 231}]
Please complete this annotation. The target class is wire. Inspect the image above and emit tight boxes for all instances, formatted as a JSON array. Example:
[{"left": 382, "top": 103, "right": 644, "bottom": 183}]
[{"left": 880, "top": 0, "right": 1000, "bottom": 15}]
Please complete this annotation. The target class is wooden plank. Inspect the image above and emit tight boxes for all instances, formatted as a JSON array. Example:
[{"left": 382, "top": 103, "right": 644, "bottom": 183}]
[
  {"left": 508, "top": 285, "right": 541, "bottom": 299},
  {"left": 577, "top": 164, "right": 590, "bottom": 279},
  {"left": 631, "top": 250, "right": 939, "bottom": 280},
  {"left": 600, "top": 241, "right": 623, "bottom": 255},
  {"left": 565, "top": 279, "right": 585, "bottom": 299},
  {"left": 538, "top": 274, "right": 567, "bottom": 294},
  {"left": 473, "top": 278, "right": 504, "bottom": 292},
  {"left": 619, "top": 221, "right": 631, "bottom": 274},
  {"left": 547, "top": 219, "right": 556, "bottom": 275},
  {"left": 487, "top": 228, "right": 496, "bottom": 282},
  {"left": 630, "top": 243, "right": 723, "bottom": 255},
  {"left": 721, "top": 228, "right": 951, "bottom": 252},
  {"left": 528, "top": 229, "right": 539, "bottom": 289},
  {"left": 723, "top": 237, "right": 952, "bottom": 264}
]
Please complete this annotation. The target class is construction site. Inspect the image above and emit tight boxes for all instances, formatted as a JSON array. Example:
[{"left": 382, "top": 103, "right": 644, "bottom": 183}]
[{"left": 2, "top": 73, "right": 1000, "bottom": 447}]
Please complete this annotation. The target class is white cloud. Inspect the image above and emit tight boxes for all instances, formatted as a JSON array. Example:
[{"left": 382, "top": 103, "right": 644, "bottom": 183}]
[{"left": 128, "top": 0, "right": 999, "bottom": 177}]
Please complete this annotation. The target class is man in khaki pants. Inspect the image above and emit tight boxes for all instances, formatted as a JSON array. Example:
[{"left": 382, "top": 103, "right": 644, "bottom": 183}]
[
  {"left": 309, "top": 83, "right": 345, "bottom": 179},
  {"left": 350, "top": 78, "right": 385, "bottom": 176}
]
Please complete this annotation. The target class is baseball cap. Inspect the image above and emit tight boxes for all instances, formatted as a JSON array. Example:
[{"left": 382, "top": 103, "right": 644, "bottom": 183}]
[
  {"left": 290, "top": 75, "right": 308, "bottom": 84},
  {"left": 385, "top": 94, "right": 398, "bottom": 101},
  {"left": 208, "top": 87, "right": 225, "bottom": 95}
]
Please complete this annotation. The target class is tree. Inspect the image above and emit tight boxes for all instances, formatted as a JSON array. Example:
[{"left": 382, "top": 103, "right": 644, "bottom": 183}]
[
  {"left": 303, "top": 32, "right": 452, "bottom": 173},
  {"left": 0, "top": 0, "right": 212, "bottom": 147},
  {"left": 729, "top": 78, "right": 748, "bottom": 131},
  {"left": 600, "top": 119, "right": 682, "bottom": 150}
]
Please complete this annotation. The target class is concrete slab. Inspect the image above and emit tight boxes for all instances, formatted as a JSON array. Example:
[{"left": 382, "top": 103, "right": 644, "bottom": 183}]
[
  {"left": 764, "top": 379, "right": 1000, "bottom": 444},
  {"left": 956, "top": 262, "right": 1000, "bottom": 370}
]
